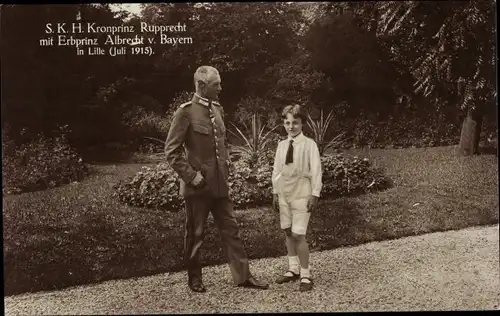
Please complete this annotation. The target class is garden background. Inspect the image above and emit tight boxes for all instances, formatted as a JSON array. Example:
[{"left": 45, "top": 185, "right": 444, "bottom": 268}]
[{"left": 2, "top": 2, "right": 498, "bottom": 296}]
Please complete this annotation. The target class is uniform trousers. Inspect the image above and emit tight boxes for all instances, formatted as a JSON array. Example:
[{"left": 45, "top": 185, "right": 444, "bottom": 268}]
[{"left": 184, "top": 195, "right": 251, "bottom": 285}]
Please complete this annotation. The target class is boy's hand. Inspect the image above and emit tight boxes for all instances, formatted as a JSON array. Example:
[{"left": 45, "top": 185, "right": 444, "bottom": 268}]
[
  {"left": 307, "top": 196, "right": 319, "bottom": 213},
  {"left": 272, "top": 194, "right": 280, "bottom": 213}
]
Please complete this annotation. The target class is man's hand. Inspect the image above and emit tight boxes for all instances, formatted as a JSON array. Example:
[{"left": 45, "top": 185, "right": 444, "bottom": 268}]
[
  {"left": 272, "top": 194, "right": 280, "bottom": 213},
  {"left": 190, "top": 171, "right": 205, "bottom": 188},
  {"left": 307, "top": 196, "right": 319, "bottom": 213}
]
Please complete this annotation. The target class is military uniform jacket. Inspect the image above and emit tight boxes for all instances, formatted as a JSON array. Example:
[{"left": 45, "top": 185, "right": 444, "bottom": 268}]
[{"left": 165, "top": 93, "right": 231, "bottom": 198}]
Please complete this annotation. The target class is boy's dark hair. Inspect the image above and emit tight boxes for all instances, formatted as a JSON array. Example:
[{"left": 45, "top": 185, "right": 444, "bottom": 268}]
[{"left": 281, "top": 104, "right": 307, "bottom": 123}]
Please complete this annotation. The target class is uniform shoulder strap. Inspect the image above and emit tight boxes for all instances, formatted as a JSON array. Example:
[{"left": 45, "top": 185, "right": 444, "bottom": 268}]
[
  {"left": 213, "top": 101, "right": 224, "bottom": 116},
  {"left": 179, "top": 101, "right": 192, "bottom": 108}
]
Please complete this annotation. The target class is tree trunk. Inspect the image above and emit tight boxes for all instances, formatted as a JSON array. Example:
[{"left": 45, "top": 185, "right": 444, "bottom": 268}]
[{"left": 457, "top": 107, "right": 483, "bottom": 156}]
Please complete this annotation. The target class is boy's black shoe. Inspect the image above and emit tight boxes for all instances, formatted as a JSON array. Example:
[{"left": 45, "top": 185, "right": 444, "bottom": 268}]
[{"left": 299, "top": 277, "right": 313, "bottom": 291}]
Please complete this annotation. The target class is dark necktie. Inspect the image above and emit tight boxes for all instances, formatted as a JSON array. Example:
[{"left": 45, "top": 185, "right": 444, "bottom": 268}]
[{"left": 285, "top": 139, "right": 294, "bottom": 164}]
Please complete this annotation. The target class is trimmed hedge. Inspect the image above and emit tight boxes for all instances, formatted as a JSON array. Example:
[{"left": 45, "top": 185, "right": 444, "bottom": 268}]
[{"left": 113, "top": 150, "right": 392, "bottom": 210}]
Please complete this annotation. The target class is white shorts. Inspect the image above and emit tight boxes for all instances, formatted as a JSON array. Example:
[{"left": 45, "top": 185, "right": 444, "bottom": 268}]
[{"left": 279, "top": 197, "right": 311, "bottom": 235}]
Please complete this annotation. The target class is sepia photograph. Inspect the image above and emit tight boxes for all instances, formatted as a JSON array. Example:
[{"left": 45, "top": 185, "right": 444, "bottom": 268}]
[{"left": 2, "top": 2, "right": 498, "bottom": 314}]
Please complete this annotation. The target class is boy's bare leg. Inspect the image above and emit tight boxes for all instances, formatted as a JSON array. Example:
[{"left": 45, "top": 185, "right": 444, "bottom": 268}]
[
  {"left": 284, "top": 229, "right": 300, "bottom": 276},
  {"left": 294, "top": 234, "right": 309, "bottom": 270},
  {"left": 285, "top": 229, "right": 298, "bottom": 256},
  {"left": 296, "top": 233, "right": 313, "bottom": 291}
]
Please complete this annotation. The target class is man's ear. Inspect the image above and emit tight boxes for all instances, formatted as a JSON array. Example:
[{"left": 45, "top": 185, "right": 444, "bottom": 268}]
[{"left": 197, "top": 80, "right": 206, "bottom": 90}]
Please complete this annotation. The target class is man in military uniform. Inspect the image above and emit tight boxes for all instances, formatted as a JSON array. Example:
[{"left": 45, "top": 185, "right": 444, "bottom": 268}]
[{"left": 165, "top": 65, "right": 269, "bottom": 292}]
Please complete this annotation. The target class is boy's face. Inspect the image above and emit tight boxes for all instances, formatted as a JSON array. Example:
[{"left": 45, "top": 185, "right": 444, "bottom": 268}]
[{"left": 283, "top": 113, "right": 303, "bottom": 138}]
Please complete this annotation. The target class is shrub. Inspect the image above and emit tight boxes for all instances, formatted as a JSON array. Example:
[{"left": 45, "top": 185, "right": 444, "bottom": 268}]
[
  {"left": 129, "top": 91, "right": 192, "bottom": 155},
  {"left": 112, "top": 163, "right": 185, "bottom": 211},
  {"left": 233, "top": 97, "right": 280, "bottom": 128},
  {"left": 123, "top": 107, "right": 171, "bottom": 139},
  {"left": 2, "top": 128, "right": 90, "bottom": 195},
  {"left": 228, "top": 113, "right": 280, "bottom": 167},
  {"left": 123, "top": 107, "right": 171, "bottom": 154},
  {"left": 320, "top": 154, "right": 392, "bottom": 198},
  {"left": 335, "top": 111, "right": 464, "bottom": 149},
  {"left": 228, "top": 149, "right": 276, "bottom": 209},
  {"left": 306, "top": 108, "right": 350, "bottom": 155},
  {"left": 113, "top": 150, "right": 274, "bottom": 211},
  {"left": 114, "top": 149, "right": 391, "bottom": 211}
]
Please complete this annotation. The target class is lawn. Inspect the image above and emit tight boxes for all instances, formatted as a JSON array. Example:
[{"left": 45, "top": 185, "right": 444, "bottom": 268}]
[{"left": 3, "top": 145, "right": 498, "bottom": 296}]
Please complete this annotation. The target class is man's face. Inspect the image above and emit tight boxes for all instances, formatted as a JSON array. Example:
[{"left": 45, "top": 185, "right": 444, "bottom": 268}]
[
  {"left": 283, "top": 113, "right": 303, "bottom": 137},
  {"left": 200, "top": 73, "right": 222, "bottom": 100}
]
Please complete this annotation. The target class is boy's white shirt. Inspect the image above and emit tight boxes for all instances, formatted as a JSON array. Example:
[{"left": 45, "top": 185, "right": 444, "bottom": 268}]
[{"left": 272, "top": 132, "right": 322, "bottom": 199}]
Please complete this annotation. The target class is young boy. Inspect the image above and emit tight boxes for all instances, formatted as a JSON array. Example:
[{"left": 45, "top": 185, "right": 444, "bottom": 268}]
[{"left": 272, "top": 104, "right": 322, "bottom": 292}]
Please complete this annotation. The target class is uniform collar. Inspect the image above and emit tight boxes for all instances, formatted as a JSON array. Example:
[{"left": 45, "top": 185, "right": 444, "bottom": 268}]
[
  {"left": 287, "top": 132, "right": 305, "bottom": 143},
  {"left": 192, "top": 93, "right": 220, "bottom": 107}
]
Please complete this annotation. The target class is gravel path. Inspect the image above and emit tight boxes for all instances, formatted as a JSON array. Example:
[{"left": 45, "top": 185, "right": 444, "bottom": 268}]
[{"left": 5, "top": 225, "right": 499, "bottom": 314}]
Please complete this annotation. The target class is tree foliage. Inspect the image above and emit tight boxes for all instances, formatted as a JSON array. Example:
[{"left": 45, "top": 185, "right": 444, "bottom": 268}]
[
  {"left": 1, "top": 2, "right": 496, "bottom": 159},
  {"left": 304, "top": 9, "right": 400, "bottom": 116},
  {"left": 141, "top": 3, "right": 304, "bottom": 112},
  {"left": 1, "top": 3, "right": 305, "bottom": 150},
  {"left": 335, "top": 1, "right": 496, "bottom": 112},
  {"left": 1, "top": 4, "right": 136, "bottom": 146}
]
